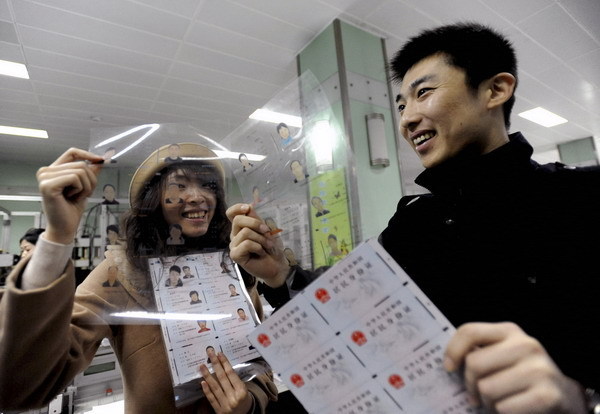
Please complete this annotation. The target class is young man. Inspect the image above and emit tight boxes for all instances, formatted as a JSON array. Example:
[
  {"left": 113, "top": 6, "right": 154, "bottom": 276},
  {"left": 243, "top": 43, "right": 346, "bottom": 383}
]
[{"left": 229, "top": 23, "right": 600, "bottom": 413}]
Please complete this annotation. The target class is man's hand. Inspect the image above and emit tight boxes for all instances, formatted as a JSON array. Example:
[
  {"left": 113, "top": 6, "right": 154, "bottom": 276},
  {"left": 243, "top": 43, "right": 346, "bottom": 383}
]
[
  {"left": 444, "top": 322, "right": 586, "bottom": 414},
  {"left": 226, "top": 203, "right": 289, "bottom": 288},
  {"left": 200, "top": 350, "right": 253, "bottom": 414},
  {"left": 36, "top": 148, "right": 103, "bottom": 245}
]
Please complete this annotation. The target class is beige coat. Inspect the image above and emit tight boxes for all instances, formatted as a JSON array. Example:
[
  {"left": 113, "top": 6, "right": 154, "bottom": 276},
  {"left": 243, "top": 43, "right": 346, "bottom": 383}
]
[{"left": 0, "top": 254, "right": 277, "bottom": 413}]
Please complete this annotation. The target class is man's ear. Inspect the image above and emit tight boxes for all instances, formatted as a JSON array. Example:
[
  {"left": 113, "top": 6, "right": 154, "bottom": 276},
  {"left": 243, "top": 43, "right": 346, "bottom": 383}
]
[{"left": 485, "top": 72, "right": 516, "bottom": 109}]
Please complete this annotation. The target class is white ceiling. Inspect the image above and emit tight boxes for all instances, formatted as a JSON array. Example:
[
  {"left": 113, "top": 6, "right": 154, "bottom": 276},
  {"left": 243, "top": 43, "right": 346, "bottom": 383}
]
[{"left": 1, "top": 0, "right": 599, "bottom": 165}]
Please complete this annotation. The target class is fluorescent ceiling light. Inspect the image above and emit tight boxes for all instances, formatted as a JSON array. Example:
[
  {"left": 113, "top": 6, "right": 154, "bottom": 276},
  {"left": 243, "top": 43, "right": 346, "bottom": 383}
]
[
  {"left": 213, "top": 150, "right": 266, "bottom": 162},
  {"left": 518, "top": 107, "right": 568, "bottom": 127},
  {"left": 94, "top": 123, "right": 159, "bottom": 159},
  {"left": 0, "top": 59, "right": 29, "bottom": 79},
  {"left": 249, "top": 109, "right": 302, "bottom": 127},
  {"left": 0, "top": 195, "right": 42, "bottom": 201},
  {"left": 0, "top": 125, "right": 48, "bottom": 139}
]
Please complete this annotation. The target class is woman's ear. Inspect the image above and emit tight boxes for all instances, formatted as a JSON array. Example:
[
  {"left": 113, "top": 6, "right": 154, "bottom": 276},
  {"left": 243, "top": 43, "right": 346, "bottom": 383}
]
[{"left": 486, "top": 72, "right": 516, "bottom": 109}]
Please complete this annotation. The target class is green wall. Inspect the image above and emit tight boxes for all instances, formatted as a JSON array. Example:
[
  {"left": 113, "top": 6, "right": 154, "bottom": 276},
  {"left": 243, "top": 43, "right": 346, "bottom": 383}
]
[{"left": 298, "top": 20, "right": 402, "bottom": 241}]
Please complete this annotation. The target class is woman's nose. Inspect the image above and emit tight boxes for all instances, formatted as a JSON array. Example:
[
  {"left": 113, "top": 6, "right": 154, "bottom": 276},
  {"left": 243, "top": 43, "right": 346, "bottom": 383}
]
[{"left": 183, "top": 185, "right": 206, "bottom": 203}]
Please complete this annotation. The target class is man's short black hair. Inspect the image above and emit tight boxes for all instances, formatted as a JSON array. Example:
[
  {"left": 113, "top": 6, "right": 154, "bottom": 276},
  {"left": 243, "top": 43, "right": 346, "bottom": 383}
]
[
  {"left": 169, "top": 265, "right": 181, "bottom": 273},
  {"left": 390, "top": 22, "right": 517, "bottom": 129}
]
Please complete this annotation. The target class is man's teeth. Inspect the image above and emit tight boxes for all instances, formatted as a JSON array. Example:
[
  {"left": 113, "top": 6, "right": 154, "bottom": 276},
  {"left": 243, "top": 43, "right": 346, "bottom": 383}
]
[
  {"left": 184, "top": 211, "right": 206, "bottom": 219},
  {"left": 413, "top": 133, "right": 434, "bottom": 145}
]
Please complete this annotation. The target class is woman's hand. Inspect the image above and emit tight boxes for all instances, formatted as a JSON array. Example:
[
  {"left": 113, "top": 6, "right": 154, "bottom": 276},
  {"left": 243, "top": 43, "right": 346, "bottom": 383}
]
[
  {"left": 226, "top": 203, "right": 289, "bottom": 288},
  {"left": 200, "top": 349, "right": 253, "bottom": 414},
  {"left": 445, "top": 322, "right": 586, "bottom": 414},
  {"left": 36, "top": 148, "right": 103, "bottom": 244}
]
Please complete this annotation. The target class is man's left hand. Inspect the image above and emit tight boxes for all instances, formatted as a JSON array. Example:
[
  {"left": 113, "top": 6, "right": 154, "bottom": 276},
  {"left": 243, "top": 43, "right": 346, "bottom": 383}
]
[{"left": 444, "top": 322, "right": 586, "bottom": 414}]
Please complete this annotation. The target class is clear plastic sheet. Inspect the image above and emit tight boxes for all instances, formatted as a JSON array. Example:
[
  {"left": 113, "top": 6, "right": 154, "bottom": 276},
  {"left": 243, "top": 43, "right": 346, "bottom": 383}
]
[{"left": 82, "top": 70, "right": 357, "bottom": 406}]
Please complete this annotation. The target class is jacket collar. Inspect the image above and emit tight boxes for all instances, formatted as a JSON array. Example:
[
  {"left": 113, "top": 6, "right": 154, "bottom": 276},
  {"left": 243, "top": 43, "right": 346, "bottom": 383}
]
[{"left": 415, "top": 132, "right": 537, "bottom": 196}]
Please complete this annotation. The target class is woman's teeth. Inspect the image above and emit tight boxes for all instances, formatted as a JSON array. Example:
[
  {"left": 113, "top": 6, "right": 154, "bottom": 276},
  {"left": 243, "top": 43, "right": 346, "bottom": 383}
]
[{"left": 184, "top": 211, "right": 206, "bottom": 219}]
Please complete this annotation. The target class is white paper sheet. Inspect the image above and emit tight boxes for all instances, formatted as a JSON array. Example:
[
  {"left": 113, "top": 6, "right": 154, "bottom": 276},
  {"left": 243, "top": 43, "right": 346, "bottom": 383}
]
[{"left": 248, "top": 238, "right": 484, "bottom": 413}]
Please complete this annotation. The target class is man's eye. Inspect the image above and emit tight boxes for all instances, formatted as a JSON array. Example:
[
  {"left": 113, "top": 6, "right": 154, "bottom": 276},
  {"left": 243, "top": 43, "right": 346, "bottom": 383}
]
[
  {"left": 397, "top": 104, "right": 405, "bottom": 112},
  {"left": 417, "top": 88, "right": 431, "bottom": 98}
]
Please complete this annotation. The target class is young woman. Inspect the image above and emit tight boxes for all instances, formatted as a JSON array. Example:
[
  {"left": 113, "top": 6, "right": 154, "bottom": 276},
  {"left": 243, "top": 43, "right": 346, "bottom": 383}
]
[
  {"left": 0, "top": 144, "right": 277, "bottom": 413},
  {"left": 18, "top": 227, "right": 45, "bottom": 260}
]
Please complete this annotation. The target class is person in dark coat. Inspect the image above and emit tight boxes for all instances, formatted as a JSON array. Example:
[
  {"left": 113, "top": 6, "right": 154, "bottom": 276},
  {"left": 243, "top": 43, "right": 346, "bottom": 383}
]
[{"left": 228, "top": 23, "right": 600, "bottom": 413}]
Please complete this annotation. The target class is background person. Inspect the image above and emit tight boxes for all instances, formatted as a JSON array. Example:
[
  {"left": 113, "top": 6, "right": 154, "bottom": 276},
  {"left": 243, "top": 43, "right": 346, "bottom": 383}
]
[
  {"left": 101, "top": 183, "right": 119, "bottom": 205},
  {"left": 18, "top": 228, "right": 45, "bottom": 261},
  {"left": 0, "top": 144, "right": 277, "bottom": 413},
  {"left": 228, "top": 23, "right": 600, "bottom": 413},
  {"left": 106, "top": 224, "right": 119, "bottom": 246},
  {"left": 276, "top": 123, "right": 292, "bottom": 146}
]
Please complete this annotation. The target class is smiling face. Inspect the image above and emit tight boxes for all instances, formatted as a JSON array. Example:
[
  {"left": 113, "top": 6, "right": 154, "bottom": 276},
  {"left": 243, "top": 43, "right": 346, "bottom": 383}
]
[
  {"left": 161, "top": 169, "right": 217, "bottom": 238},
  {"left": 397, "top": 54, "right": 500, "bottom": 168},
  {"left": 278, "top": 126, "right": 289, "bottom": 139}
]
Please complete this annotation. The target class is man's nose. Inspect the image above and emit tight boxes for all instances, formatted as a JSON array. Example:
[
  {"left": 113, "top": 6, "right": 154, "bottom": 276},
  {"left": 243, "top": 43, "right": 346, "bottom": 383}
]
[{"left": 399, "top": 103, "right": 420, "bottom": 133}]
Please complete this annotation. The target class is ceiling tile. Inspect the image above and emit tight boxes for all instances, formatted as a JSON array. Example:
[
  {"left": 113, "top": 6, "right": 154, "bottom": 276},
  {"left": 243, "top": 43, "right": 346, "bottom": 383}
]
[
  {"left": 231, "top": 0, "right": 338, "bottom": 33},
  {"left": 517, "top": 3, "right": 598, "bottom": 61},
  {"left": 0, "top": 1, "right": 9, "bottom": 21},
  {"left": 18, "top": 26, "right": 173, "bottom": 74},
  {"left": 31, "top": 0, "right": 192, "bottom": 39},
  {"left": 160, "top": 77, "right": 266, "bottom": 107},
  {"left": 534, "top": 63, "right": 597, "bottom": 109},
  {"left": 0, "top": 40, "right": 25, "bottom": 62},
  {"left": 177, "top": 43, "right": 295, "bottom": 85},
  {"left": 410, "top": 0, "right": 507, "bottom": 28},
  {"left": 558, "top": 0, "right": 600, "bottom": 44},
  {"left": 30, "top": 67, "right": 159, "bottom": 100},
  {"left": 0, "top": 87, "right": 36, "bottom": 104},
  {"left": 24, "top": 48, "right": 165, "bottom": 88},
  {"left": 361, "top": 2, "right": 436, "bottom": 41},
  {"left": 341, "top": 0, "right": 388, "bottom": 20},
  {"left": 0, "top": 19, "right": 18, "bottom": 43},
  {"left": 131, "top": 0, "right": 202, "bottom": 18},
  {"left": 570, "top": 48, "right": 600, "bottom": 88},
  {"left": 33, "top": 82, "right": 155, "bottom": 111},
  {"left": 502, "top": 26, "right": 563, "bottom": 76},
  {"left": 156, "top": 91, "right": 253, "bottom": 117},
  {"left": 186, "top": 21, "right": 296, "bottom": 70},
  {"left": 13, "top": 0, "right": 180, "bottom": 58},
  {"left": 479, "top": 0, "right": 554, "bottom": 24},
  {"left": 0, "top": 75, "right": 33, "bottom": 92},
  {"left": 166, "top": 63, "right": 279, "bottom": 98},
  {"left": 37, "top": 94, "right": 152, "bottom": 120},
  {"left": 195, "top": 0, "right": 313, "bottom": 50}
]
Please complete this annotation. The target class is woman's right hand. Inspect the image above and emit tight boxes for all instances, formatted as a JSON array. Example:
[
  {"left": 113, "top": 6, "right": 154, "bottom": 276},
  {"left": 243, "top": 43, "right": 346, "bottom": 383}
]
[
  {"left": 226, "top": 203, "right": 289, "bottom": 288},
  {"left": 36, "top": 148, "right": 103, "bottom": 245}
]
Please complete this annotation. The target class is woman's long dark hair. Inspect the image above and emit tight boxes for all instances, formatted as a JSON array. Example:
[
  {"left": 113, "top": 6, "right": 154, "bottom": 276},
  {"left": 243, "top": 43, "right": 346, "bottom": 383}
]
[{"left": 122, "top": 161, "right": 257, "bottom": 285}]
